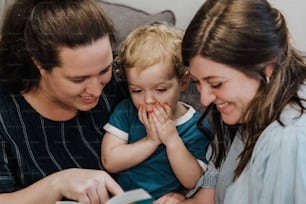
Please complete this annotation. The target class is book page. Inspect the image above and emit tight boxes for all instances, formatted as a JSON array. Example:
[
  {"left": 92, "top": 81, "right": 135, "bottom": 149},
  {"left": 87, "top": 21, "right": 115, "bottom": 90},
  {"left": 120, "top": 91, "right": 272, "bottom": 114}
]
[{"left": 106, "top": 188, "right": 154, "bottom": 204}]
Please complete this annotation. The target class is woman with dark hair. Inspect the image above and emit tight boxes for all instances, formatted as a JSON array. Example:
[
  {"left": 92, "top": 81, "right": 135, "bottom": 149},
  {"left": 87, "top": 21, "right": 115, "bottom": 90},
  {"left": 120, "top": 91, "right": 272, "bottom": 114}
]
[
  {"left": 180, "top": 0, "right": 306, "bottom": 203},
  {"left": 0, "top": 0, "right": 127, "bottom": 203}
]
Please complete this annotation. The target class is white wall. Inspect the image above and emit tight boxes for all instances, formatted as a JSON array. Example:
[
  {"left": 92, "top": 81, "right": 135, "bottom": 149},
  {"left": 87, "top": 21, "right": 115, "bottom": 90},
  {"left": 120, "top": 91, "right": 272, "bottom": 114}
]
[
  {"left": 269, "top": 0, "right": 306, "bottom": 52},
  {"left": 1, "top": 0, "right": 305, "bottom": 51},
  {"left": 108, "top": 0, "right": 306, "bottom": 52}
]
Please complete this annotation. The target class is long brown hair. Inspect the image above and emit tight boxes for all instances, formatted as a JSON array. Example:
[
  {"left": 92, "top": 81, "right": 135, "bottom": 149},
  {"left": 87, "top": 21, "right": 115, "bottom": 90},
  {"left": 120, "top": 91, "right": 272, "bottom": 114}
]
[{"left": 182, "top": 0, "right": 306, "bottom": 177}]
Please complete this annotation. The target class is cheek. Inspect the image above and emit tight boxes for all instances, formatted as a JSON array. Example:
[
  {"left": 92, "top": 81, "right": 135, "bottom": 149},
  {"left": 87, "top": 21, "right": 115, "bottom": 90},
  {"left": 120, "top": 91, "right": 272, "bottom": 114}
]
[
  {"left": 130, "top": 95, "right": 143, "bottom": 108},
  {"left": 101, "top": 71, "right": 112, "bottom": 84},
  {"left": 163, "top": 89, "right": 181, "bottom": 108},
  {"left": 50, "top": 77, "right": 84, "bottom": 97},
  {"left": 240, "top": 81, "right": 260, "bottom": 106},
  {"left": 131, "top": 95, "right": 139, "bottom": 102},
  {"left": 63, "top": 85, "right": 84, "bottom": 96}
]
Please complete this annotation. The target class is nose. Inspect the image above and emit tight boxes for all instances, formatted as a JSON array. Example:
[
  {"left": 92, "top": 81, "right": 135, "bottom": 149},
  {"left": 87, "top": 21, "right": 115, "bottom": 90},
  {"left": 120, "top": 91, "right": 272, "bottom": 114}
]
[
  {"left": 199, "top": 84, "right": 216, "bottom": 107},
  {"left": 86, "top": 77, "right": 103, "bottom": 96},
  {"left": 144, "top": 92, "right": 156, "bottom": 105}
]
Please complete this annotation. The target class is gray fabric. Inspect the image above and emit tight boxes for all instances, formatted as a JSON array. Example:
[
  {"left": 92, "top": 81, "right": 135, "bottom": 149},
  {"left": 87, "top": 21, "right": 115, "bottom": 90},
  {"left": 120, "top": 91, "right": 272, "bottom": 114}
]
[
  {"left": 97, "top": 0, "right": 176, "bottom": 49},
  {"left": 0, "top": 1, "right": 176, "bottom": 48}
]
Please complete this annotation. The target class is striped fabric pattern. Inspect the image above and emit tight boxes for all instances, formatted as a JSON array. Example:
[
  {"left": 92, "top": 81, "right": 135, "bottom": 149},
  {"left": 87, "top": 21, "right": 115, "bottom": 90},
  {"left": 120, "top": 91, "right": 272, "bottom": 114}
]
[{"left": 0, "top": 77, "right": 127, "bottom": 192}]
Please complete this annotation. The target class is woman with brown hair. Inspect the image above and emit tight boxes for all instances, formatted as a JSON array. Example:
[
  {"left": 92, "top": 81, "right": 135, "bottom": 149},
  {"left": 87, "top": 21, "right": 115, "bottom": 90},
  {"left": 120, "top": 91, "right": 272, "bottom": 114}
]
[
  {"left": 180, "top": 0, "right": 306, "bottom": 203},
  {"left": 0, "top": 0, "right": 127, "bottom": 203}
]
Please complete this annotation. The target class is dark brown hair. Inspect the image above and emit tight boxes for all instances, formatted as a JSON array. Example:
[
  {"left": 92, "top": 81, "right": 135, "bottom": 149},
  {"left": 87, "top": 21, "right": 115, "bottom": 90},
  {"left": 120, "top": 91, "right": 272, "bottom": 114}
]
[{"left": 0, "top": 0, "right": 115, "bottom": 93}]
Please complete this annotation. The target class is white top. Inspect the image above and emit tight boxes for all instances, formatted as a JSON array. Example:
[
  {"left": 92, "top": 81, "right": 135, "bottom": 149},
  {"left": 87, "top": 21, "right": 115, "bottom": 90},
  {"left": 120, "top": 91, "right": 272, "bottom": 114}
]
[{"left": 189, "top": 83, "right": 306, "bottom": 204}]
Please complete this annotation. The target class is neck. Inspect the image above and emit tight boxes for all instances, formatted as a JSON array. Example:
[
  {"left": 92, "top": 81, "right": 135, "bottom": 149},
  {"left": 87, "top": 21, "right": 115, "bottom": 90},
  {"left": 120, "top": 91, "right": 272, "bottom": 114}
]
[
  {"left": 172, "top": 102, "right": 188, "bottom": 120},
  {"left": 22, "top": 88, "right": 77, "bottom": 121}
]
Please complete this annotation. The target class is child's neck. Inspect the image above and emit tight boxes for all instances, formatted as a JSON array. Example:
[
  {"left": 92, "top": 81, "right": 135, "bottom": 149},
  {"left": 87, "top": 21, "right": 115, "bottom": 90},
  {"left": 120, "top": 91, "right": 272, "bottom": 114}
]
[{"left": 172, "top": 102, "right": 188, "bottom": 120}]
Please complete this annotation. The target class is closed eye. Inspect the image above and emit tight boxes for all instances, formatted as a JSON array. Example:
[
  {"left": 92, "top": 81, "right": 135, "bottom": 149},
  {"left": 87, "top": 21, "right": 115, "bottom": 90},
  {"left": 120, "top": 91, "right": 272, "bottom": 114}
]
[
  {"left": 100, "top": 66, "right": 111, "bottom": 75},
  {"left": 130, "top": 89, "right": 142, "bottom": 94},
  {"left": 156, "top": 88, "right": 167, "bottom": 92},
  {"left": 211, "top": 82, "right": 222, "bottom": 88},
  {"left": 71, "top": 77, "right": 86, "bottom": 83}
]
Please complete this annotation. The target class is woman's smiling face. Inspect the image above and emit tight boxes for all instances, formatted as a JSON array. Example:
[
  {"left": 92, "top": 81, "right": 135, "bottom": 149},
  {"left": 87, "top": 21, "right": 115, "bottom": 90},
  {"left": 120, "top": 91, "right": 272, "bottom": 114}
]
[
  {"left": 38, "top": 36, "right": 113, "bottom": 114},
  {"left": 189, "top": 55, "right": 260, "bottom": 125}
]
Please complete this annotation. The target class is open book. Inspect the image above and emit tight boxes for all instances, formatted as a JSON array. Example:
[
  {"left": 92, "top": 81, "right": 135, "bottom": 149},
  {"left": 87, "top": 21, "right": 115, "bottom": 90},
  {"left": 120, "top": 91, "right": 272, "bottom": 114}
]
[
  {"left": 55, "top": 188, "right": 154, "bottom": 204},
  {"left": 106, "top": 188, "right": 154, "bottom": 204}
]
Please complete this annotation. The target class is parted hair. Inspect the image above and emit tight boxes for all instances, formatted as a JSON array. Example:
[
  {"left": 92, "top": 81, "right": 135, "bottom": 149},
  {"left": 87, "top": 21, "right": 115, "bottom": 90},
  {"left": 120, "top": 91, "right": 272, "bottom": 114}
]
[
  {"left": 182, "top": 0, "right": 306, "bottom": 177},
  {"left": 116, "top": 23, "right": 187, "bottom": 81},
  {"left": 0, "top": 0, "right": 115, "bottom": 94}
]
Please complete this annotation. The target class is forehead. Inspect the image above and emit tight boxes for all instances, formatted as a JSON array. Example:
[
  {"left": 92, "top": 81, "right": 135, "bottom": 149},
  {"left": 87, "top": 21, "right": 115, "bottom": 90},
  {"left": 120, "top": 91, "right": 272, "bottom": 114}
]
[
  {"left": 127, "top": 62, "right": 176, "bottom": 78},
  {"left": 189, "top": 56, "right": 238, "bottom": 79},
  {"left": 56, "top": 37, "right": 112, "bottom": 75}
]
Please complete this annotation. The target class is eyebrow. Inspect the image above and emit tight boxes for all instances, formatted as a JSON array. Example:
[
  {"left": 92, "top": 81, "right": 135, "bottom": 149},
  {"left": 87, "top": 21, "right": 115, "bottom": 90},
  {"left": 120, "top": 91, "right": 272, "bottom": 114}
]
[
  {"left": 189, "top": 72, "right": 219, "bottom": 81},
  {"left": 67, "top": 61, "right": 113, "bottom": 79}
]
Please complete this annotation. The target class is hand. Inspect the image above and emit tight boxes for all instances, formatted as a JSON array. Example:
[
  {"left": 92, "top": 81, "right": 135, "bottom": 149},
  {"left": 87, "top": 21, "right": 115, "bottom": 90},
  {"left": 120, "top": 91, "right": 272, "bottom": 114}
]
[
  {"left": 138, "top": 105, "right": 161, "bottom": 146},
  {"left": 155, "top": 192, "right": 185, "bottom": 204},
  {"left": 150, "top": 103, "right": 178, "bottom": 145},
  {"left": 176, "top": 188, "right": 215, "bottom": 204},
  {"left": 54, "top": 168, "right": 123, "bottom": 204}
]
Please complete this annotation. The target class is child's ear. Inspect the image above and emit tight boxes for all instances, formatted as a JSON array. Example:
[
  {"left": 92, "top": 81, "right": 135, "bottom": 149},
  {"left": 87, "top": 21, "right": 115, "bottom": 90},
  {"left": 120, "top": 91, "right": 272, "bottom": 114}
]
[{"left": 179, "top": 71, "right": 190, "bottom": 91}]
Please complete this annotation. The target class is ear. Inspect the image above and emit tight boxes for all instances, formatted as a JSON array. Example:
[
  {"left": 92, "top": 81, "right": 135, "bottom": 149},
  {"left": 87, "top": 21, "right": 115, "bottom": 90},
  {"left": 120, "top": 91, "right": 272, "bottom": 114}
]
[
  {"left": 179, "top": 71, "right": 190, "bottom": 91},
  {"left": 31, "top": 56, "right": 46, "bottom": 75},
  {"left": 31, "top": 56, "right": 43, "bottom": 71},
  {"left": 264, "top": 62, "right": 275, "bottom": 78}
]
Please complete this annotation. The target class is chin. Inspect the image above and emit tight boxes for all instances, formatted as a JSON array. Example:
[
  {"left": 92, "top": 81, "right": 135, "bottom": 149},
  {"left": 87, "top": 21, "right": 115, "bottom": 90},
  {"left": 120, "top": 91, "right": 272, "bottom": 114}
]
[
  {"left": 222, "top": 116, "right": 240, "bottom": 125},
  {"left": 78, "top": 104, "right": 98, "bottom": 112}
]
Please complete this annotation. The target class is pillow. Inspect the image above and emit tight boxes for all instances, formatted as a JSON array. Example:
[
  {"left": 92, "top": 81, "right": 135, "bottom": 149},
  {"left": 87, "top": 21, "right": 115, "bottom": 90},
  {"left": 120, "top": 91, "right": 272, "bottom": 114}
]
[{"left": 97, "top": 0, "right": 176, "bottom": 49}]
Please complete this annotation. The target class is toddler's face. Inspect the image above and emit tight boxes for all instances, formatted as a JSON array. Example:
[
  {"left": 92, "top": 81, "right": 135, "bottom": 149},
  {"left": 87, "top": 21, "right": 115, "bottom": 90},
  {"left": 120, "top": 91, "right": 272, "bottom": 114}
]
[{"left": 126, "top": 62, "right": 183, "bottom": 116}]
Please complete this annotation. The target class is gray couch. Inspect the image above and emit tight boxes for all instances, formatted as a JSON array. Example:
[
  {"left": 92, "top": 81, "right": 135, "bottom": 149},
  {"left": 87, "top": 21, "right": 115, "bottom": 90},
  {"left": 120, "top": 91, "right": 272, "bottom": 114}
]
[{"left": 97, "top": 1, "right": 176, "bottom": 49}]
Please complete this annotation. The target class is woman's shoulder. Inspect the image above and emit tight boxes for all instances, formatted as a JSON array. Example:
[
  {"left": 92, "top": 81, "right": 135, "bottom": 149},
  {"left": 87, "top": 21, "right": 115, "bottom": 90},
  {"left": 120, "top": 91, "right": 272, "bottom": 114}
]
[
  {"left": 253, "top": 106, "right": 306, "bottom": 159},
  {"left": 0, "top": 92, "right": 23, "bottom": 108}
]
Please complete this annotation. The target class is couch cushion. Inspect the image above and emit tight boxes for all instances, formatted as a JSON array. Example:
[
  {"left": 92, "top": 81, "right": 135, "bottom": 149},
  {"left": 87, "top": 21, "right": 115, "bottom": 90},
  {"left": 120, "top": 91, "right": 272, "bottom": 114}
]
[{"left": 97, "top": 0, "right": 176, "bottom": 49}]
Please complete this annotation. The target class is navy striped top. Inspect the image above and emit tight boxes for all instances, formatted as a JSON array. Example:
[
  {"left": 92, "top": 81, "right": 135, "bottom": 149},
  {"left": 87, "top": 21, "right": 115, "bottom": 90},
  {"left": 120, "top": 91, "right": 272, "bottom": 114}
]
[{"left": 0, "top": 77, "right": 127, "bottom": 193}]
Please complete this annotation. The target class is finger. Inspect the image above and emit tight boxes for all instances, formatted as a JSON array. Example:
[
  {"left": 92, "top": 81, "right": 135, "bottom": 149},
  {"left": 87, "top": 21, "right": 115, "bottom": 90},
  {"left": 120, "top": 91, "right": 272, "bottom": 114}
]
[
  {"left": 138, "top": 105, "right": 144, "bottom": 123},
  {"left": 97, "top": 181, "right": 109, "bottom": 204},
  {"left": 163, "top": 103, "right": 172, "bottom": 117},
  {"left": 103, "top": 173, "right": 124, "bottom": 196},
  {"left": 155, "top": 196, "right": 165, "bottom": 204},
  {"left": 148, "top": 112, "right": 158, "bottom": 137},
  {"left": 86, "top": 187, "right": 100, "bottom": 204},
  {"left": 78, "top": 194, "right": 90, "bottom": 204},
  {"left": 153, "top": 105, "right": 168, "bottom": 123},
  {"left": 139, "top": 106, "right": 149, "bottom": 126}
]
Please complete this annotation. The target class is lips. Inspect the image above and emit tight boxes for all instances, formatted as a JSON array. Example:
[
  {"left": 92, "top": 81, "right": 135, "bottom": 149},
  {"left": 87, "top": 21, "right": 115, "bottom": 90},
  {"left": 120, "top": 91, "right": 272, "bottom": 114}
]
[
  {"left": 216, "top": 102, "right": 229, "bottom": 112},
  {"left": 81, "top": 96, "right": 98, "bottom": 104}
]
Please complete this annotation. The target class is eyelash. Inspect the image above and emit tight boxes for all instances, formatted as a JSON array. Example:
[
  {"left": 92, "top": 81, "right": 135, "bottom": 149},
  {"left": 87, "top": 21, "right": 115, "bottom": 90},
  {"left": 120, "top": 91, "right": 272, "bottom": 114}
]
[
  {"left": 72, "top": 78, "right": 86, "bottom": 83},
  {"left": 211, "top": 83, "right": 222, "bottom": 89},
  {"left": 191, "top": 79, "right": 222, "bottom": 89},
  {"left": 131, "top": 90, "right": 142, "bottom": 93},
  {"left": 130, "top": 88, "right": 167, "bottom": 94},
  {"left": 100, "top": 67, "right": 111, "bottom": 75}
]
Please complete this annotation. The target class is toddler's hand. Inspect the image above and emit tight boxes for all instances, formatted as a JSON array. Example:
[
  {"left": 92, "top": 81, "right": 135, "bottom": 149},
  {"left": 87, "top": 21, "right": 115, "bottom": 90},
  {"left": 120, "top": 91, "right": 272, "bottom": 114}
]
[
  {"left": 138, "top": 105, "right": 161, "bottom": 145},
  {"left": 151, "top": 103, "right": 178, "bottom": 145}
]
